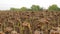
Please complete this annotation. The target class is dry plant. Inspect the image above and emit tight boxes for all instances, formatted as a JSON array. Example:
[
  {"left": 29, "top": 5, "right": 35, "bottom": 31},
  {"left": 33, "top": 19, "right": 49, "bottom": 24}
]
[{"left": 22, "top": 21, "right": 32, "bottom": 34}]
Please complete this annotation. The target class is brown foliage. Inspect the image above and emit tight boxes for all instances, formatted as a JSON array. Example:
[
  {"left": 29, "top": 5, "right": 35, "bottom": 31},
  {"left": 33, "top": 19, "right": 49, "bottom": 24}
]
[{"left": 0, "top": 11, "right": 60, "bottom": 34}]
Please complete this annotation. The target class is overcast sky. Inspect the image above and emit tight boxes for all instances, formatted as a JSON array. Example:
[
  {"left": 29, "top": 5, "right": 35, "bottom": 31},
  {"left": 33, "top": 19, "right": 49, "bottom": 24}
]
[{"left": 0, "top": 0, "right": 60, "bottom": 10}]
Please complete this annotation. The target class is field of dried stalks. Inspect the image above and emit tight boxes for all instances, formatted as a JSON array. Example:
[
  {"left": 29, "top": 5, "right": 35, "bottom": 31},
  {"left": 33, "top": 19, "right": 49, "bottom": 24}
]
[{"left": 0, "top": 11, "right": 60, "bottom": 34}]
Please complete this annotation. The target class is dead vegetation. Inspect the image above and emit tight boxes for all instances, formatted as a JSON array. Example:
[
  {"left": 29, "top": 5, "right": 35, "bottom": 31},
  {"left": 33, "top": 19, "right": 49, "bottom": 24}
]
[{"left": 0, "top": 11, "right": 60, "bottom": 34}]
